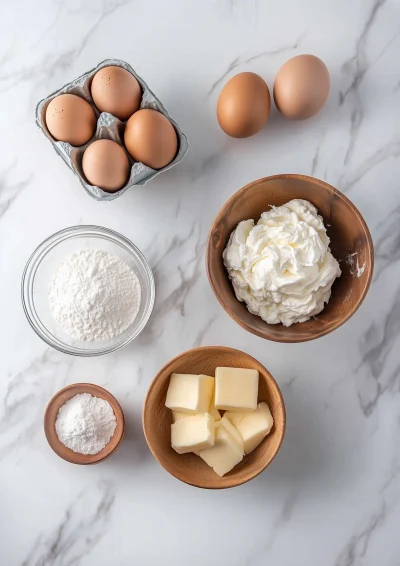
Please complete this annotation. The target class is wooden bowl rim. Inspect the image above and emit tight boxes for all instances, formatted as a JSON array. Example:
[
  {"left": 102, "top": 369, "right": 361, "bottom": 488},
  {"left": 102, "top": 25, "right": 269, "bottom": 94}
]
[
  {"left": 44, "top": 383, "right": 125, "bottom": 465},
  {"left": 206, "top": 173, "right": 374, "bottom": 343},
  {"left": 142, "top": 345, "right": 286, "bottom": 489}
]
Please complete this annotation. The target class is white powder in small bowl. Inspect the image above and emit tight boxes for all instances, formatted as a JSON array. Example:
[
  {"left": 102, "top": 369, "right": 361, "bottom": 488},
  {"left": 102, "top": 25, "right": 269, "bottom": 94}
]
[{"left": 55, "top": 393, "right": 117, "bottom": 455}]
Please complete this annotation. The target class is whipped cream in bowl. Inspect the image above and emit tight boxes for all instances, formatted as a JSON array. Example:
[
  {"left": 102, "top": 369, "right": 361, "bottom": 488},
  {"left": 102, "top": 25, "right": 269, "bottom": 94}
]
[
  {"left": 223, "top": 199, "right": 341, "bottom": 327},
  {"left": 206, "top": 174, "right": 373, "bottom": 342}
]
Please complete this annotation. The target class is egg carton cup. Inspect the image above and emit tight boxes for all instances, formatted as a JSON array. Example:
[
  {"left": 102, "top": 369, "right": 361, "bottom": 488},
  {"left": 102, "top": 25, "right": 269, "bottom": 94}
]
[{"left": 36, "top": 58, "right": 189, "bottom": 201}]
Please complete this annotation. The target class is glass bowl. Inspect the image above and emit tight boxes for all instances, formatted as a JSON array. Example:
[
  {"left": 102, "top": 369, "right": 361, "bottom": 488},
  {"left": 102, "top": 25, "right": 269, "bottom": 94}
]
[{"left": 22, "top": 225, "right": 155, "bottom": 356}]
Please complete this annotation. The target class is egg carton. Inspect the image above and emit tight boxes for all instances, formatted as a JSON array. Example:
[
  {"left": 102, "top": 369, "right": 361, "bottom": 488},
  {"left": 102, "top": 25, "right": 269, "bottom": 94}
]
[{"left": 35, "top": 58, "right": 188, "bottom": 201}]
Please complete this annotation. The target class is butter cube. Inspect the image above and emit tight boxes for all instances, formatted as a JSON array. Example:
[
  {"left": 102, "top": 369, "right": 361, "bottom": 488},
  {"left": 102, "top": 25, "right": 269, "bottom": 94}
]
[
  {"left": 171, "top": 413, "right": 215, "bottom": 454},
  {"left": 172, "top": 392, "right": 221, "bottom": 422},
  {"left": 208, "top": 390, "right": 222, "bottom": 422},
  {"left": 166, "top": 374, "right": 214, "bottom": 413},
  {"left": 198, "top": 417, "right": 244, "bottom": 476},
  {"left": 172, "top": 410, "right": 195, "bottom": 423},
  {"left": 219, "top": 415, "right": 243, "bottom": 451},
  {"left": 215, "top": 367, "right": 259, "bottom": 411},
  {"left": 173, "top": 410, "right": 220, "bottom": 424},
  {"left": 225, "top": 402, "right": 274, "bottom": 454}
]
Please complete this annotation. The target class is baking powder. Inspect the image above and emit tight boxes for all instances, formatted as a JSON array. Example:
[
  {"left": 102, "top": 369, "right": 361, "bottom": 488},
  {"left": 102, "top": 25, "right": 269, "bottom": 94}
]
[
  {"left": 55, "top": 393, "right": 117, "bottom": 455},
  {"left": 49, "top": 249, "right": 141, "bottom": 341}
]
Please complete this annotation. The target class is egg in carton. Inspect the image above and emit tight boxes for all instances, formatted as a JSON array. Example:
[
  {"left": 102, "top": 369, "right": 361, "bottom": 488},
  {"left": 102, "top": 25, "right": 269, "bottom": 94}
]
[{"left": 35, "top": 58, "right": 188, "bottom": 201}]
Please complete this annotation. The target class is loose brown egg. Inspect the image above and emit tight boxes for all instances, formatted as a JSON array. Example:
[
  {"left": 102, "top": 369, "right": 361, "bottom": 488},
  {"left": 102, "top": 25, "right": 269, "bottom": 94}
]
[
  {"left": 217, "top": 72, "right": 271, "bottom": 138},
  {"left": 273, "top": 55, "right": 330, "bottom": 120},
  {"left": 46, "top": 94, "right": 96, "bottom": 146},
  {"left": 82, "top": 139, "right": 130, "bottom": 192},
  {"left": 124, "top": 109, "right": 178, "bottom": 169},
  {"left": 91, "top": 66, "right": 142, "bottom": 121}
]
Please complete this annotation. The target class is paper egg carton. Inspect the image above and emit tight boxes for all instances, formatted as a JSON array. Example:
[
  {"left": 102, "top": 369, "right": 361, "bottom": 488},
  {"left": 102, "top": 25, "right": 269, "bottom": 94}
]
[{"left": 36, "top": 58, "right": 188, "bottom": 201}]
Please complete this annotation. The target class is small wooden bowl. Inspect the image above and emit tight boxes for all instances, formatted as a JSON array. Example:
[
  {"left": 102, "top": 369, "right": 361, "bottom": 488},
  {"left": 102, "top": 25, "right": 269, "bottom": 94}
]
[
  {"left": 44, "top": 383, "right": 125, "bottom": 464},
  {"left": 142, "top": 346, "right": 286, "bottom": 489},
  {"left": 207, "top": 174, "right": 374, "bottom": 342}
]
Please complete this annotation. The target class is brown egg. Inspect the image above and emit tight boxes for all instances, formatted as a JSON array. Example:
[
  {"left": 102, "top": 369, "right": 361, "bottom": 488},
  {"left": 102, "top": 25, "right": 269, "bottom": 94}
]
[
  {"left": 217, "top": 72, "right": 271, "bottom": 138},
  {"left": 82, "top": 139, "right": 130, "bottom": 192},
  {"left": 46, "top": 94, "right": 96, "bottom": 146},
  {"left": 91, "top": 66, "right": 142, "bottom": 121},
  {"left": 273, "top": 55, "right": 330, "bottom": 120},
  {"left": 124, "top": 109, "right": 178, "bottom": 169}
]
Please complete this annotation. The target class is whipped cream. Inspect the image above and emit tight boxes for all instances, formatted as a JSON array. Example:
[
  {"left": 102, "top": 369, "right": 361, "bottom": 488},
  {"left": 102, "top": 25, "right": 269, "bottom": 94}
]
[{"left": 223, "top": 199, "right": 341, "bottom": 327}]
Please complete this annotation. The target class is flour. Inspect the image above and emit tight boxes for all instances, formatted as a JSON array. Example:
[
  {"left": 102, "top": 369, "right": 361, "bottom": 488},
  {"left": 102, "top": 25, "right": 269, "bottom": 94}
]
[
  {"left": 55, "top": 393, "right": 117, "bottom": 455},
  {"left": 49, "top": 249, "right": 141, "bottom": 341}
]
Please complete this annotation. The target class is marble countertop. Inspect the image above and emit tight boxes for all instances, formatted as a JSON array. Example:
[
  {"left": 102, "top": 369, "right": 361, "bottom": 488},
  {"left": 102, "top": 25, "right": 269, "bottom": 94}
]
[{"left": 1, "top": 0, "right": 400, "bottom": 564}]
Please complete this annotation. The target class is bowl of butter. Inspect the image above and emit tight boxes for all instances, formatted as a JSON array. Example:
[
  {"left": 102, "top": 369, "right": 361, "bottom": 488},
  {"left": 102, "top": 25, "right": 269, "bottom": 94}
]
[{"left": 142, "top": 346, "right": 285, "bottom": 489}]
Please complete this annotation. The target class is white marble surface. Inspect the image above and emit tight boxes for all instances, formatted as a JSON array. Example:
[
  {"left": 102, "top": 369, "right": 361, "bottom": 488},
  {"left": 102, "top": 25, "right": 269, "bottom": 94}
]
[{"left": 1, "top": 0, "right": 400, "bottom": 564}]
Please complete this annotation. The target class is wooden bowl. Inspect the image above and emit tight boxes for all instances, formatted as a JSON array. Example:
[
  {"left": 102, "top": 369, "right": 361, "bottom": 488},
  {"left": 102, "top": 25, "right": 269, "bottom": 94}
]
[
  {"left": 207, "top": 174, "right": 374, "bottom": 342},
  {"left": 142, "top": 346, "right": 286, "bottom": 489},
  {"left": 44, "top": 383, "right": 125, "bottom": 464}
]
